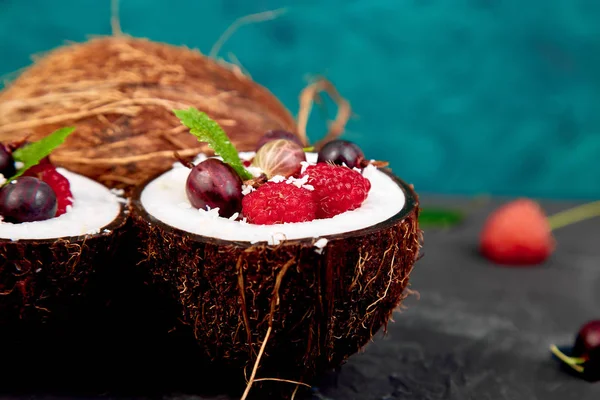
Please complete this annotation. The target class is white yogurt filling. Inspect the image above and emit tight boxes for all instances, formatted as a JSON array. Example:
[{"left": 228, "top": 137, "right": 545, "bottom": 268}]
[
  {"left": 0, "top": 168, "right": 124, "bottom": 240},
  {"left": 141, "top": 152, "right": 407, "bottom": 245}
]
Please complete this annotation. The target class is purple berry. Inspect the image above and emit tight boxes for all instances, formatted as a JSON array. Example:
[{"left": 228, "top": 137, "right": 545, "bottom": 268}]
[
  {"left": 186, "top": 158, "right": 243, "bottom": 218},
  {"left": 256, "top": 130, "right": 304, "bottom": 151},
  {"left": 0, "top": 144, "right": 16, "bottom": 179},
  {"left": 0, "top": 176, "right": 58, "bottom": 223},
  {"left": 574, "top": 320, "right": 600, "bottom": 359},
  {"left": 571, "top": 320, "right": 600, "bottom": 380},
  {"left": 317, "top": 140, "right": 365, "bottom": 169}
]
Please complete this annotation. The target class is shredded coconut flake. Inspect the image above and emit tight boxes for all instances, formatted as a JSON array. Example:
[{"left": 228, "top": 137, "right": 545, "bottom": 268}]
[
  {"left": 238, "top": 152, "right": 254, "bottom": 161},
  {"left": 229, "top": 212, "right": 240, "bottom": 221},
  {"left": 199, "top": 207, "right": 221, "bottom": 219},
  {"left": 269, "top": 175, "right": 286, "bottom": 183},
  {"left": 300, "top": 161, "right": 310, "bottom": 175},
  {"left": 242, "top": 184, "right": 255, "bottom": 195},
  {"left": 314, "top": 238, "right": 329, "bottom": 254},
  {"left": 14, "top": 161, "right": 24, "bottom": 169},
  {"left": 314, "top": 238, "right": 328, "bottom": 248},
  {"left": 285, "top": 175, "right": 309, "bottom": 188},
  {"left": 265, "top": 174, "right": 314, "bottom": 191},
  {"left": 0, "top": 174, "right": 5, "bottom": 186}
]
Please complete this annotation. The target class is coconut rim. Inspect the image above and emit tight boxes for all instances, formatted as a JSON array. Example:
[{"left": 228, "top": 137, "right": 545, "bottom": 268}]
[
  {"left": 0, "top": 202, "right": 129, "bottom": 246},
  {"left": 131, "top": 167, "right": 419, "bottom": 248}
]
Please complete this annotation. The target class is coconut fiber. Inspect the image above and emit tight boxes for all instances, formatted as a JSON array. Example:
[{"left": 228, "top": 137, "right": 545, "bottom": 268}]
[{"left": 0, "top": 36, "right": 297, "bottom": 194}]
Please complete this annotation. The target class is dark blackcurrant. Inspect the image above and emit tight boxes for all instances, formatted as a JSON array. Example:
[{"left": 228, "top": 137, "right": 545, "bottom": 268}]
[
  {"left": 317, "top": 139, "right": 365, "bottom": 169},
  {"left": 0, "top": 176, "right": 58, "bottom": 223},
  {"left": 573, "top": 320, "right": 600, "bottom": 359},
  {"left": 186, "top": 158, "right": 243, "bottom": 218},
  {"left": 256, "top": 130, "right": 304, "bottom": 151},
  {"left": 571, "top": 320, "right": 600, "bottom": 380},
  {"left": 0, "top": 144, "right": 16, "bottom": 179}
]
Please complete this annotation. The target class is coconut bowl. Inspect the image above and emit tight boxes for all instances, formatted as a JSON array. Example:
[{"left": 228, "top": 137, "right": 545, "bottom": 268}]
[
  {"left": 0, "top": 170, "right": 129, "bottom": 325},
  {"left": 130, "top": 154, "right": 421, "bottom": 397}
]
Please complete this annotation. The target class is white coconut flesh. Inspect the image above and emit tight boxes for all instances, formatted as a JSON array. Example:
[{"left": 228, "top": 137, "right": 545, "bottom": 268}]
[
  {"left": 0, "top": 168, "right": 124, "bottom": 241},
  {"left": 140, "top": 152, "right": 407, "bottom": 246}
]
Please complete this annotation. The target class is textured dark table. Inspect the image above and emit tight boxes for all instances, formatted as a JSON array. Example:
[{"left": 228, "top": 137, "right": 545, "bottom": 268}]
[{"left": 1, "top": 196, "right": 598, "bottom": 399}]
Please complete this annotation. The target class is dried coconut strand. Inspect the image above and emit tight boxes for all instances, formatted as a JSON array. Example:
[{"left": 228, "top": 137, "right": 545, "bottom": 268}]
[
  {"left": 141, "top": 153, "right": 406, "bottom": 243},
  {"left": 241, "top": 184, "right": 255, "bottom": 195},
  {"left": 0, "top": 168, "right": 122, "bottom": 240}
]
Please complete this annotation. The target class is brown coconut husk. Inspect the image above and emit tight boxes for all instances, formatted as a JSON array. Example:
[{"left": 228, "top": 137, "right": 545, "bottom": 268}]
[
  {"left": 131, "top": 171, "right": 421, "bottom": 399},
  {"left": 0, "top": 202, "right": 128, "bottom": 325},
  {"left": 0, "top": 2, "right": 352, "bottom": 196},
  {"left": 0, "top": 35, "right": 301, "bottom": 194}
]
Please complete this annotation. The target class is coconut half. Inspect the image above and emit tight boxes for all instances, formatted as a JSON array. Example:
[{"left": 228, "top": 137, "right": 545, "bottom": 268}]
[
  {"left": 0, "top": 168, "right": 128, "bottom": 324},
  {"left": 131, "top": 153, "right": 421, "bottom": 394}
]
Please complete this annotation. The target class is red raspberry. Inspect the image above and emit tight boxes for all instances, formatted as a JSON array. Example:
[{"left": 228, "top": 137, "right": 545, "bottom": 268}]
[
  {"left": 242, "top": 182, "right": 316, "bottom": 225},
  {"left": 302, "top": 163, "right": 370, "bottom": 219},
  {"left": 24, "top": 163, "right": 73, "bottom": 216}
]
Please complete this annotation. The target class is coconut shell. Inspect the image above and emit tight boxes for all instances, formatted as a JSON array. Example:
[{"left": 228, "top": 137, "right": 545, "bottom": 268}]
[
  {"left": 130, "top": 171, "right": 421, "bottom": 397},
  {"left": 0, "top": 204, "right": 128, "bottom": 325},
  {"left": 0, "top": 36, "right": 298, "bottom": 194}
]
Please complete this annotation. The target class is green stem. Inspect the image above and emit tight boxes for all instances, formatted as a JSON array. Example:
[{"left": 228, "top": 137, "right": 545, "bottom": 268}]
[
  {"left": 547, "top": 200, "right": 600, "bottom": 231},
  {"left": 550, "top": 345, "right": 586, "bottom": 373}
]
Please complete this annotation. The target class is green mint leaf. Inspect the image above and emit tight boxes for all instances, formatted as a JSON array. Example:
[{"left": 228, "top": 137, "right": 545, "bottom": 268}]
[
  {"left": 173, "top": 108, "right": 253, "bottom": 180},
  {"left": 418, "top": 208, "right": 464, "bottom": 228},
  {"left": 5, "top": 127, "right": 75, "bottom": 184}
]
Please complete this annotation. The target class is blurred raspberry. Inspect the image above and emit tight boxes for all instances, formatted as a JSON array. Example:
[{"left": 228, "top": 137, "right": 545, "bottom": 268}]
[{"left": 480, "top": 198, "right": 554, "bottom": 265}]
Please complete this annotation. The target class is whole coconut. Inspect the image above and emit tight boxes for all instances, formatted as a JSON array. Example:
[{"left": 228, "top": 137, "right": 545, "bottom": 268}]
[{"left": 0, "top": 36, "right": 299, "bottom": 194}]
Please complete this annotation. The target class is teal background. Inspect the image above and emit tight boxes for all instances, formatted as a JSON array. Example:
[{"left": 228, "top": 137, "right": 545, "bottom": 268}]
[{"left": 1, "top": 0, "right": 599, "bottom": 199}]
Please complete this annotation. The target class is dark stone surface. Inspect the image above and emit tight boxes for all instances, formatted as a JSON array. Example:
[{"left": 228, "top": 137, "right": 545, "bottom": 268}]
[{"left": 1, "top": 196, "right": 598, "bottom": 399}]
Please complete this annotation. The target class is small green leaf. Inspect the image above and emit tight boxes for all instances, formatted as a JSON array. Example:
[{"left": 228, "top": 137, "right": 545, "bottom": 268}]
[
  {"left": 5, "top": 127, "right": 75, "bottom": 184},
  {"left": 418, "top": 208, "right": 464, "bottom": 228},
  {"left": 173, "top": 108, "right": 253, "bottom": 180}
]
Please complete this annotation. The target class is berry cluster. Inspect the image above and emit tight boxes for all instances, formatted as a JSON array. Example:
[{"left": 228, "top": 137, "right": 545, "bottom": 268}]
[
  {"left": 184, "top": 129, "right": 373, "bottom": 225},
  {"left": 0, "top": 143, "right": 73, "bottom": 224}
]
